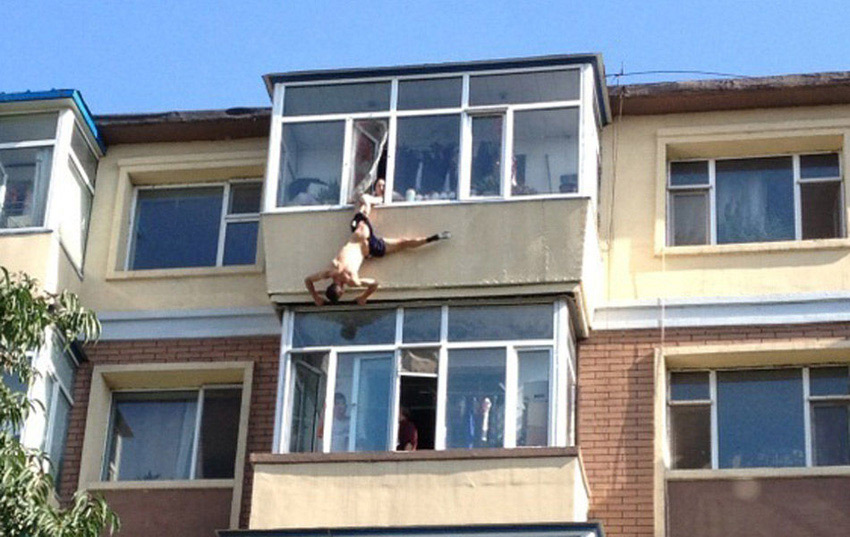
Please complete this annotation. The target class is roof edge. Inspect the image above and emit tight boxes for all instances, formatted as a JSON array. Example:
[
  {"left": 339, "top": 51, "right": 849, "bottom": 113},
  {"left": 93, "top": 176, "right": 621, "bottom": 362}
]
[{"left": 0, "top": 89, "right": 104, "bottom": 152}]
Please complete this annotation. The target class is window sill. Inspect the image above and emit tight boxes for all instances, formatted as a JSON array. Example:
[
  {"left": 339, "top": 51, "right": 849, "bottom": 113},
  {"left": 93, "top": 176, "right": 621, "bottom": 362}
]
[
  {"left": 0, "top": 227, "right": 52, "bottom": 236},
  {"left": 106, "top": 264, "right": 263, "bottom": 281},
  {"left": 86, "top": 479, "right": 235, "bottom": 490},
  {"left": 251, "top": 446, "right": 579, "bottom": 465},
  {"left": 657, "top": 237, "right": 850, "bottom": 257},
  {"left": 667, "top": 465, "right": 850, "bottom": 480},
  {"left": 264, "top": 194, "right": 592, "bottom": 215}
]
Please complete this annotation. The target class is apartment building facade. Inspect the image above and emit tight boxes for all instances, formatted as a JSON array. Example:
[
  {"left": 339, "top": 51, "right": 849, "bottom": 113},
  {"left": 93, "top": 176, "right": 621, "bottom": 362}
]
[{"left": 1, "top": 56, "right": 849, "bottom": 537}]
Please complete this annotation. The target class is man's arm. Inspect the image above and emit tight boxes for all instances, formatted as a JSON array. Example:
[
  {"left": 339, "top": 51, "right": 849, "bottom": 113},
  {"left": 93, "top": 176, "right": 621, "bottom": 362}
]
[
  {"left": 304, "top": 269, "right": 332, "bottom": 306},
  {"left": 355, "top": 277, "right": 379, "bottom": 305}
]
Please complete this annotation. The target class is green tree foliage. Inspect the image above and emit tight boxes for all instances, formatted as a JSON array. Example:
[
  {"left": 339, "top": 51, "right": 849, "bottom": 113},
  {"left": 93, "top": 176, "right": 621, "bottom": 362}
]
[{"left": 0, "top": 269, "right": 118, "bottom": 536}]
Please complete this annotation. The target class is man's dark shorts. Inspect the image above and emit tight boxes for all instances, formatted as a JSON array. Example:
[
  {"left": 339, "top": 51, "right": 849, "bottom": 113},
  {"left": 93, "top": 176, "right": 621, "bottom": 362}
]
[{"left": 351, "top": 213, "right": 386, "bottom": 258}]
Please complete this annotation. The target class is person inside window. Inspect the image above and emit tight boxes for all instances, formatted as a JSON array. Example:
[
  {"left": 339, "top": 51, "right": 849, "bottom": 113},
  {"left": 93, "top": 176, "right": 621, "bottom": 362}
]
[
  {"left": 397, "top": 407, "right": 418, "bottom": 451},
  {"left": 331, "top": 392, "right": 350, "bottom": 451}
]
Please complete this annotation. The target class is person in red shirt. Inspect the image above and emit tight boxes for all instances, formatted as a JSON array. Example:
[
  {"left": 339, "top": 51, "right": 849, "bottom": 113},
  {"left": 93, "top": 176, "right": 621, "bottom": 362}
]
[{"left": 397, "top": 407, "right": 418, "bottom": 451}]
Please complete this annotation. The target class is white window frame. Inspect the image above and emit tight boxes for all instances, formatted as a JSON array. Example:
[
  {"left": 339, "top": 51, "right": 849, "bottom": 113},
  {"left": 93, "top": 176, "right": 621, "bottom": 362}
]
[
  {"left": 277, "top": 300, "right": 574, "bottom": 454},
  {"left": 265, "top": 65, "right": 594, "bottom": 213},
  {"left": 125, "top": 178, "right": 262, "bottom": 270},
  {"left": 0, "top": 112, "right": 61, "bottom": 234},
  {"left": 667, "top": 365, "right": 850, "bottom": 470},
  {"left": 102, "top": 384, "right": 242, "bottom": 481},
  {"left": 667, "top": 151, "right": 845, "bottom": 246}
]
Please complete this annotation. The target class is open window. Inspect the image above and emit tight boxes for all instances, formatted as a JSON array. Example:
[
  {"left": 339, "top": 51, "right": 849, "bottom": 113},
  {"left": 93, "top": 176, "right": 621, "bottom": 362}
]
[{"left": 282, "top": 302, "right": 573, "bottom": 454}]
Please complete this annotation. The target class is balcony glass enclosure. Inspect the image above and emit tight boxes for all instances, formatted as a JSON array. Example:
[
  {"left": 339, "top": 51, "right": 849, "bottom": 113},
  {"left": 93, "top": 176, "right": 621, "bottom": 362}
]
[
  {"left": 267, "top": 62, "right": 601, "bottom": 210},
  {"left": 279, "top": 301, "right": 576, "bottom": 454}
]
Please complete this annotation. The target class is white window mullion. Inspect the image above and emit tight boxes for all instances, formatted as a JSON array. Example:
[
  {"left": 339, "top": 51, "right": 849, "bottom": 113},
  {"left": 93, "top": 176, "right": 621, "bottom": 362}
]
[
  {"left": 458, "top": 76, "right": 472, "bottom": 200},
  {"left": 385, "top": 113, "right": 398, "bottom": 205},
  {"left": 341, "top": 118, "right": 354, "bottom": 204},
  {"left": 709, "top": 370, "right": 719, "bottom": 469},
  {"left": 215, "top": 183, "right": 230, "bottom": 267},
  {"left": 322, "top": 350, "right": 338, "bottom": 454},
  {"left": 275, "top": 308, "right": 292, "bottom": 453},
  {"left": 434, "top": 305, "right": 450, "bottom": 450},
  {"left": 264, "top": 85, "right": 285, "bottom": 212},
  {"left": 504, "top": 346, "right": 518, "bottom": 448},
  {"left": 709, "top": 160, "right": 717, "bottom": 245},
  {"left": 501, "top": 108, "right": 513, "bottom": 199},
  {"left": 555, "top": 299, "right": 570, "bottom": 446},
  {"left": 793, "top": 155, "right": 803, "bottom": 240},
  {"left": 189, "top": 388, "right": 205, "bottom": 479},
  {"left": 389, "top": 308, "right": 404, "bottom": 450},
  {"left": 803, "top": 367, "right": 813, "bottom": 467},
  {"left": 348, "top": 357, "right": 362, "bottom": 452}
]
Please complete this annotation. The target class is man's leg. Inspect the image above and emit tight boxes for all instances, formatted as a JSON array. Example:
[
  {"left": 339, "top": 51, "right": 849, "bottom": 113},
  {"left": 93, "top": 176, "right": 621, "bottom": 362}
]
[{"left": 383, "top": 232, "right": 450, "bottom": 254}]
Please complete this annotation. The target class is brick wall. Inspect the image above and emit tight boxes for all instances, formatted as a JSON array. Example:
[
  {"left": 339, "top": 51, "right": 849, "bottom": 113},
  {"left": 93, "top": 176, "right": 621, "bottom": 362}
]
[
  {"left": 60, "top": 336, "right": 281, "bottom": 529},
  {"left": 577, "top": 322, "right": 850, "bottom": 537}
]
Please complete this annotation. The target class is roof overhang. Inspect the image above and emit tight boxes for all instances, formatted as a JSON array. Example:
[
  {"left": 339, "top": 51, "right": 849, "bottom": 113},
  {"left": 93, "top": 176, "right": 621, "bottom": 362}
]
[
  {"left": 0, "top": 89, "right": 104, "bottom": 154},
  {"left": 218, "top": 522, "right": 605, "bottom": 537},
  {"left": 264, "top": 53, "right": 612, "bottom": 126},
  {"left": 609, "top": 71, "right": 850, "bottom": 116}
]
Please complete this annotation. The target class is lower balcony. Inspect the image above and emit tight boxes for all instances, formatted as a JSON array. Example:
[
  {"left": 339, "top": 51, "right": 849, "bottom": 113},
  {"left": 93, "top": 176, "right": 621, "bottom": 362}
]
[{"left": 248, "top": 448, "right": 589, "bottom": 530}]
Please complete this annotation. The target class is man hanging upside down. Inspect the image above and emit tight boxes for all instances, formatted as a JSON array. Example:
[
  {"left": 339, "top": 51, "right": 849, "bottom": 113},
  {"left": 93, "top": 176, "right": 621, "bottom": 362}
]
[{"left": 304, "top": 178, "right": 450, "bottom": 306}]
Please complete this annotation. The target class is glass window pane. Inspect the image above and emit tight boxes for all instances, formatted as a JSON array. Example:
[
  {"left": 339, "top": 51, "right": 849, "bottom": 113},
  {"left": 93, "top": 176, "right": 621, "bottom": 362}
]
[
  {"left": 401, "top": 348, "right": 438, "bottom": 375},
  {"left": 670, "top": 161, "right": 709, "bottom": 186},
  {"left": 446, "top": 348, "right": 505, "bottom": 448},
  {"left": 469, "top": 70, "right": 580, "bottom": 106},
  {"left": 670, "top": 192, "right": 709, "bottom": 246},
  {"left": 105, "top": 392, "right": 198, "bottom": 481},
  {"left": 228, "top": 182, "right": 262, "bottom": 214},
  {"left": 471, "top": 116, "right": 503, "bottom": 197},
  {"left": 512, "top": 108, "right": 579, "bottom": 196},
  {"left": 717, "top": 369, "right": 805, "bottom": 468},
  {"left": 289, "top": 353, "right": 328, "bottom": 453},
  {"left": 402, "top": 307, "right": 441, "bottom": 343},
  {"left": 716, "top": 157, "right": 795, "bottom": 244},
  {"left": 801, "top": 153, "right": 840, "bottom": 179},
  {"left": 332, "top": 352, "right": 393, "bottom": 452},
  {"left": 398, "top": 78, "right": 462, "bottom": 110},
  {"left": 57, "top": 164, "right": 92, "bottom": 267},
  {"left": 71, "top": 126, "right": 98, "bottom": 181},
  {"left": 292, "top": 309, "right": 396, "bottom": 347},
  {"left": 517, "top": 349, "right": 550, "bottom": 447},
  {"left": 448, "top": 304, "right": 553, "bottom": 342},
  {"left": 0, "top": 147, "right": 53, "bottom": 229},
  {"left": 50, "top": 338, "right": 76, "bottom": 390},
  {"left": 283, "top": 82, "right": 391, "bottom": 116},
  {"left": 812, "top": 403, "right": 850, "bottom": 466},
  {"left": 394, "top": 115, "right": 459, "bottom": 202},
  {"left": 810, "top": 366, "right": 850, "bottom": 396},
  {"left": 669, "top": 405, "right": 711, "bottom": 469},
  {"left": 670, "top": 372, "right": 710, "bottom": 400},
  {"left": 350, "top": 119, "right": 388, "bottom": 197},
  {"left": 47, "top": 393, "right": 71, "bottom": 488},
  {"left": 801, "top": 181, "right": 842, "bottom": 239},
  {"left": 0, "top": 113, "right": 57, "bottom": 143},
  {"left": 223, "top": 221, "right": 258, "bottom": 266},
  {"left": 279, "top": 122, "right": 344, "bottom": 207},
  {"left": 196, "top": 388, "right": 241, "bottom": 478},
  {"left": 129, "top": 187, "right": 223, "bottom": 270}
]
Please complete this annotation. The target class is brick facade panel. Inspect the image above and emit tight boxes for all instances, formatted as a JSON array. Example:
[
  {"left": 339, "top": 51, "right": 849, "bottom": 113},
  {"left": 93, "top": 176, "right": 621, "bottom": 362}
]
[
  {"left": 60, "top": 336, "right": 280, "bottom": 529},
  {"left": 578, "top": 321, "right": 850, "bottom": 537}
]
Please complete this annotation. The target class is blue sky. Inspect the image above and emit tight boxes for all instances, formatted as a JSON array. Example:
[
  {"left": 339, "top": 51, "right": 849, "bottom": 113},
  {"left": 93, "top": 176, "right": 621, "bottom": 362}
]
[{"left": 3, "top": 1, "right": 849, "bottom": 114}]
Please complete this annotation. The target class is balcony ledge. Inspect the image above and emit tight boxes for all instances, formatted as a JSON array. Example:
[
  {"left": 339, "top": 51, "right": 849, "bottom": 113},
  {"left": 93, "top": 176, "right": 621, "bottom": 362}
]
[{"left": 251, "top": 446, "right": 579, "bottom": 465}]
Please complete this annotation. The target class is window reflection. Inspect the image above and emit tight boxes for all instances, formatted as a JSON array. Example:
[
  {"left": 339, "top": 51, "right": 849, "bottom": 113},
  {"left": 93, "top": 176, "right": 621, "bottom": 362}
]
[
  {"left": 394, "top": 115, "right": 459, "bottom": 202},
  {"left": 446, "top": 348, "right": 506, "bottom": 449}
]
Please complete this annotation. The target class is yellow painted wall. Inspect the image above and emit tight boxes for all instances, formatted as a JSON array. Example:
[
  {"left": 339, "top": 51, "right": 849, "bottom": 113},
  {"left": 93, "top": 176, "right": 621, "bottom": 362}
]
[
  {"left": 263, "top": 197, "right": 591, "bottom": 303},
  {"left": 600, "top": 104, "right": 850, "bottom": 301},
  {"left": 249, "top": 456, "right": 588, "bottom": 529},
  {"left": 0, "top": 231, "right": 83, "bottom": 295},
  {"left": 78, "top": 139, "right": 271, "bottom": 312}
]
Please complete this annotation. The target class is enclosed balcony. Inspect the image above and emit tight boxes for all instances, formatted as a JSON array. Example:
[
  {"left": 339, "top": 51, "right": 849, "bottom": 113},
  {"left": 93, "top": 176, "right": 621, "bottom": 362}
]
[
  {"left": 260, "top": 55, "right": 610, "bottom": 316},
  {"left": 0, "top": 91, "right": 102, "bottom": 292}
]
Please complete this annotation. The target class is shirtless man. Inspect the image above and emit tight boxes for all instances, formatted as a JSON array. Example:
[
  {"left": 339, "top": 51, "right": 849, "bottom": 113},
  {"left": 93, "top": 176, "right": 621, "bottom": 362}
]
[{"left": 305, "top": 178, "right": 450, "bottom": 306}]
